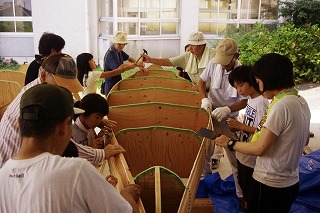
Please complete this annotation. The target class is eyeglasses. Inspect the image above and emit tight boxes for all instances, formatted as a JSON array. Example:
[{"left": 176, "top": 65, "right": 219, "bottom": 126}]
[{"left": 118, "top": 43, "right": 127, "bottom": 46}]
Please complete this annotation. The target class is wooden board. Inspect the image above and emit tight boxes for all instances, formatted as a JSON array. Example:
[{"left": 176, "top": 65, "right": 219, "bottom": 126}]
[
  {"left": 115, "top": 126, "right": 202, "bottom": 178},
  {"left": 115, "top": 76, "right": 194, "bottom": 91},
  {"left": 0, "top": 80, "right": 21, "bottom": 120},
  {"left": 98, "top": 132, "right": 146, "bottom": 213},
  {"left": 133, "top": 69, "right": 178, "bottom": 78},
  {"left": 108, "top": 102, "right": 210, "bottom": 134},
  {"left": 0, "top": 71, "right": 26, "bottom": 87},
  {"left": 135, "top": 166, "right": 185, "bottom": 213},
  {"left": 178, "top": 117, "right": 214, "bottom": 213},
  {"left": 107, "top": 87, "right": 202, "bottom": 107}
]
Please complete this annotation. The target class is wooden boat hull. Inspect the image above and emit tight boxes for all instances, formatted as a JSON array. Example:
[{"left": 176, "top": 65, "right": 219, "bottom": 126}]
[
  {"left": 115, "top": 126, "right": 202, "bottom": 178},
  {"left": 99, "top": 70, "right": 214, "bottom": 212}
]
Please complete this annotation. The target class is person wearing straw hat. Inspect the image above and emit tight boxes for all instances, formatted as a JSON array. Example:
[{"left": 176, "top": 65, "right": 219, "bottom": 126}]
[
  {"left": 141, "top": 31, "right": 216, "bottom": 87},
  {"left": 102, "top": 31, "right": 145, "bottom": 95},
  {"left": 0, "top": 83, "right": 142, "bottom": 213}
]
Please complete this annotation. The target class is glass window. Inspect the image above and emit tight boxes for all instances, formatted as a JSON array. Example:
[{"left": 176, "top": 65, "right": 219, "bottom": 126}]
[
  {"left": 100, "top": 0, "right": 179, "bottom": 37},
  {"left": 199, "top": 0, "right": 277, "bottom": 36},
  {"left": 0, "top": 21, "right": 14, "bottom": 32},
  {"left": 0, "top": 0, "right": 32, "bottom": 32}
]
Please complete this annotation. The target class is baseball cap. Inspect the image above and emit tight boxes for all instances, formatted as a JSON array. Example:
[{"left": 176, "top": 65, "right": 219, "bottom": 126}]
[
  {"left": 41, "top": 53, "right": 83, "bottom": 98},
  {"left": 188, "top": 32, "right": 207, "bottom": 46},
  {"left": 214, "top": 38, "right": 239, "bottom": 65},
  {"left": 111, "top": 31, "right": 128, "bottom": 44},
  {"left": 20, "top": 83, "right": 84, "bottom": 121}
]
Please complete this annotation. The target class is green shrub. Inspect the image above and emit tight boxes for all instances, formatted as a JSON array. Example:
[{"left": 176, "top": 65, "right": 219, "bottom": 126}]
[
  {"left": 0, "top": 57, "right": 20, "bottom": 70},
  {"left": 227, "top": 23, "right": 320, "bottom": 83}
]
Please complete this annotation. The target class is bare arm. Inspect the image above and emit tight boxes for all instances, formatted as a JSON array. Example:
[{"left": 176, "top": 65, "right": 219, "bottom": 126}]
[
  {"left": 127, "top": 57, "right": 136, "bottom": 63},
  {"left": 100, "top": 63, "right": 141, "bottom": 79},
  {"left": 226, "top": 118, "right": 256, "bottom": 134},
  {"left": 198, "top": 78, "right": 207, "bottom": 98},
  {"left": 215, "top": 127, "right": 277, "bottom": 156},
  {"left": 120, "top": 184, "right": 142, "bottom": 213},
  {"left": 141, "top": 55, "right": 173, "bottom": 66},
  {"left": 229, "top": 99, "right": 247, "bottom": 112}
]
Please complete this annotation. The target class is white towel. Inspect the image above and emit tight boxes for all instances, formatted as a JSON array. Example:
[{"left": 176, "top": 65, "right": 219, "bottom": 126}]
[
  {"left": 186, "top": 46, "right": 212, "bottom": 74},
  {"left": 211, "top": 61, "right": 240, "bottom": 98}
]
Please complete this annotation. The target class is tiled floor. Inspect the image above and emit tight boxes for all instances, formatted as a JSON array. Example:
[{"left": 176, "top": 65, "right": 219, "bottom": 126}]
[{"left": 216, "top": 82, "right": 320, "bottom": 179}]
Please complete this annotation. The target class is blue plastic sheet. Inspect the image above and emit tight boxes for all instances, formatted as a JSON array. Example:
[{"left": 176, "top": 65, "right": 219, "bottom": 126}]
[{"left": 196, "top": 149, "right": 320, "bottom": 213}]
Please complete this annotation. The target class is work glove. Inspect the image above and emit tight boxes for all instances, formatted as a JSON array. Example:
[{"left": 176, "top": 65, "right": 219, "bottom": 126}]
[
  {"left": 201, "top": 98, "right": 212, "bottom": 111},
  {"left": 212, "top": 106, "right": 231, "bottom": 122}
]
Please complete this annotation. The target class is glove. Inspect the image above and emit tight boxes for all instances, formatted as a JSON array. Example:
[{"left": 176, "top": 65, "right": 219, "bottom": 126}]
[
  {"left": 212, "top": 106, "right": 231, "bottom": 122},
  {"left": 201, "top": 98, "right": 212, "bottom": 111}
]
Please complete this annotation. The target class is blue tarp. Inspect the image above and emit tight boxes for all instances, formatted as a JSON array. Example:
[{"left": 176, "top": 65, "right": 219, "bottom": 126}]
[{"left": 196, "top": 149, "right": 320, "bottom": 213}]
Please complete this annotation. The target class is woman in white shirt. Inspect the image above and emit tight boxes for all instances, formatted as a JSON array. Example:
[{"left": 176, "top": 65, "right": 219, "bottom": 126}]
[{"left": 76, "top": 53, "right": 143, "bottom": 98}]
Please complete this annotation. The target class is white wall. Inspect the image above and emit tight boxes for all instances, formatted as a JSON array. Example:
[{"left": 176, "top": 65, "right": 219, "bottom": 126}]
[
  {"left": 31, "top": 0, "right": 98, "bottom": 60},
  {"left": 180, "top": 0, "right": 199, "bottom": 54}
]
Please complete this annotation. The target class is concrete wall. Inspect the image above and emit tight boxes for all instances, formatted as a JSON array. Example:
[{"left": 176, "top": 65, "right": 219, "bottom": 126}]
[{"left": 31, "top": 0, "right": 98, "bottom": 60}]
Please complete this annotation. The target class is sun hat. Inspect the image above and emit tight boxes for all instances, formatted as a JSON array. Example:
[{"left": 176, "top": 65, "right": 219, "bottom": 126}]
[
  {"left": 111, "top": 31, "right": 128, "bottom": 44},
  {"left": 41, "top": 53, "right": 83, "bottom": 97},
  {"left": 20, "top": 83, "right": 84, "bottom": 121},
  {"left": 214, "top": 38, "right": 239, "bottom": 65},
  {"left": 188, "top": 32, "right": 207, "bottom": 46}
]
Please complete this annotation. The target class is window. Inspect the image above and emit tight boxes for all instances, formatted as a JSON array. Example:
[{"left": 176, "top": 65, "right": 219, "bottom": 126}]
[
  {"left": 199, "top": 0, "right": 277, "bottom": 36},
  {"left": 0, "top": 0, "right": 32, "bottom": 33},
  {"left": 99, "top": 0, "right": 180, "bottom": 38}
]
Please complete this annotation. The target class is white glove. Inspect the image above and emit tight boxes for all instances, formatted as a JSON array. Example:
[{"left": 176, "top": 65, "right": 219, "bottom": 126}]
[
  {"left": 212, "top": 106, "right": 231, "bottom": 122},
  {"left": 201, "top": 98, "right": 212, "bottom": 111}
]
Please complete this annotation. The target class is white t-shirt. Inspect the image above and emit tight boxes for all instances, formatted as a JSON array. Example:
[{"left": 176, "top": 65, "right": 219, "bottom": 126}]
[
  {"left": 253, "top": 95, "right": 311, "bottom": 188},
  {"left": 236, "top": 95, "right": 269, "bottom": 168},
  {"left": 82, "top": 71, "right": 102, "bottom": 98},
  {"left": 0, "top": 153, "right": 132, "bottom": 213},
  {"left": 200, "top": 59, "right": 243, "bottom": 118}
]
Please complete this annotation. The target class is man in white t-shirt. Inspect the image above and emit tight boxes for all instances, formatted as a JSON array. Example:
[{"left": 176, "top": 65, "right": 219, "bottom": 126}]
[
  {"left": 198, "top": 38, "right": 247, "bottom": 176},
  {"left": 0, "top": 84, "right": 141, "bottom": 213}
]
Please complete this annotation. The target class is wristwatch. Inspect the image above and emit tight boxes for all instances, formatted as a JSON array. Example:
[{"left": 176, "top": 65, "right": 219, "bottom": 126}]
[{"left": 227, "top": 139, "right": 237, "bottom": 151}]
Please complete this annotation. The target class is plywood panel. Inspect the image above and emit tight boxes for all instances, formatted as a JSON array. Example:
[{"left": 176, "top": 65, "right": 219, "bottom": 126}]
[
  {"left": 135, "top": 166, "right": 185, "bottom": 213},
  {"left": 116, "top": 126, "right": 202, "bottom": 178},
  {"left": 107, "top": 88, "right": 201, "bottom": 107},
  {"left": 108, "top": 102, "right": 210, "bottom": 134},
  {"left": 0, "top": 71, "right": 26, "bottom": 87},
  {"left": 133, "top": 69, "right": 178, "bottom": 78},
  {"left": 115, "top": 76, "right": 194, "bottom": 91}
]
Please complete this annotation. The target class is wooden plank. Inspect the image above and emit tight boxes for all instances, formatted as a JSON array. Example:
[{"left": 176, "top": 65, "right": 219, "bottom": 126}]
[
  {"left": 115, "top": 126, "right": 202, "bottom": 178},
  {"left": 98, "top": 132, "right": 146, "bottom": 213},
  {"left": 133, "top": 70, "right": 178, "bottom": 78},
  {"left": 115, "top": 76, "right": 194, "bottom": 91},
  {"left": 191, "top": 198, "right": 214, "bottom": 213},
  {"left": 135, "top": 166, "right": 185, "bottom": 213},
  {"left": 0, "top": 71, "right": 26, "bottom": 87},
  {"left": 108, "top": 102, "right": 210, "bottom": 134},
  {"left": 178, "top": 117, "right": 214, "bottom": 213},
  {"left": 0, "top": 80, "right": 21, "bottom": 120},
  {"left": 155, "top": 166, "right": 162, "bottom": 213},
  {"left": 107, "top": 87, "right": 202, "bottom": 107}
]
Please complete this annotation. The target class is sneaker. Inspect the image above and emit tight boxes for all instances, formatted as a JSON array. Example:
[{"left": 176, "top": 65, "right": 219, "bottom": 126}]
[{"left": 211, "top": 158, "right": 220, "bottom": 170}]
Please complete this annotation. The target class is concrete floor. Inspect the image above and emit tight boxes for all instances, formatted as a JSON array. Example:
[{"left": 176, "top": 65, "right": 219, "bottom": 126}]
[{"left": 216, "top": 82, "right": 320, "bottom": 179}]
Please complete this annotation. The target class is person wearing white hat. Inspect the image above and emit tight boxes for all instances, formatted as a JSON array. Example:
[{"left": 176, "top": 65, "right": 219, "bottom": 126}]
[
  {"left": 141, "top": 32, "right": 216, "bottom": 87},
  {"left": 198, "top": 38, "right": 248, "bottom": 186},
  {"left": 102, "top": 31, "right": 144, "bottom": 95}
]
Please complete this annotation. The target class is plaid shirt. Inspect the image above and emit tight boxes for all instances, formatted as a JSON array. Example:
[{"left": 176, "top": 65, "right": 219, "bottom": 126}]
[{"left": 0, "top": 78, "right": 105, "bottom": 168}]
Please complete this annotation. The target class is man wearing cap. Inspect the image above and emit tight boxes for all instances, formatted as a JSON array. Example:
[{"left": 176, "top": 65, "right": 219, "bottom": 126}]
[
  {"left": 0, "top": 53, "right": 125, "bottom": 168},
  {"left": 0, "top": 83, "right": 141, "bottom": 212},
  {"left": 141, "top": 32, "right": 215, "bottom": 86},
  {"left": 198, "top": 38, "right": 247, "bottom": 198},
  {"left": 103, "top": 31, "right": 144, "bottom": 95}
]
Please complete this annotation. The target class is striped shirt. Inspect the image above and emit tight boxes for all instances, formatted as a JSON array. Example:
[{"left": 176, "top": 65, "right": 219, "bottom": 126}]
[{"left": 0, "top": 78, "right": 105, "bottom": 168}]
